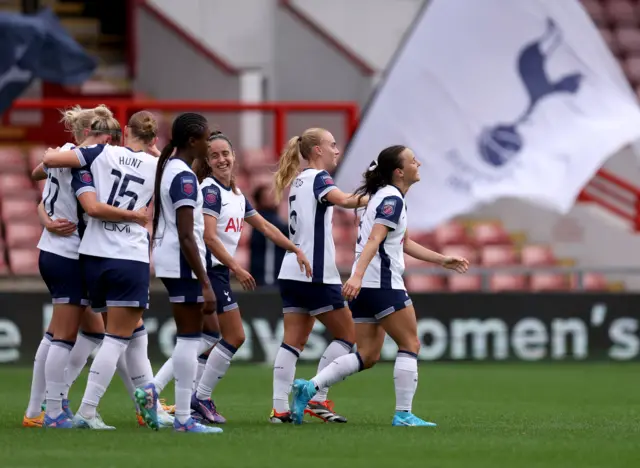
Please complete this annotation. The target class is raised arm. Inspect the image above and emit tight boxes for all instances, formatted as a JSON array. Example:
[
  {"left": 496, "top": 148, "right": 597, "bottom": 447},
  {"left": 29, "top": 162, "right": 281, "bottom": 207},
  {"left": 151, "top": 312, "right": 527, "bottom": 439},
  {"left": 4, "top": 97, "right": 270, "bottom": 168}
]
[
  {"left": 43, "top": 144, "right": 105, "bottom": 169},
  {"left": 31, "top": 163, "right": 47, "bottom": 181},
  {"left": 312, "top": 170, "right": 368, "bottom": 209}
]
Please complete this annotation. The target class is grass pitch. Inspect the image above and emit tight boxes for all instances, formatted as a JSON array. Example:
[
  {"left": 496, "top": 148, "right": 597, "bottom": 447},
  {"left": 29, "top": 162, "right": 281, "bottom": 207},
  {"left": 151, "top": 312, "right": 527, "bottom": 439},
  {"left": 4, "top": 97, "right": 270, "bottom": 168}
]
[{"left": 0, "top": 363, "right": 638, "bottom": 468}]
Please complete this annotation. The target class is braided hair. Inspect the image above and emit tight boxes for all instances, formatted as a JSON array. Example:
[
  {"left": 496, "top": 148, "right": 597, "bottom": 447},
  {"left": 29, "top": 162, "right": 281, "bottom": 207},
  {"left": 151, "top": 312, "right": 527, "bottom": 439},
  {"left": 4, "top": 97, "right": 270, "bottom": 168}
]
[{"left": 152, "top": 113, "right": 209, "bottom": 241}]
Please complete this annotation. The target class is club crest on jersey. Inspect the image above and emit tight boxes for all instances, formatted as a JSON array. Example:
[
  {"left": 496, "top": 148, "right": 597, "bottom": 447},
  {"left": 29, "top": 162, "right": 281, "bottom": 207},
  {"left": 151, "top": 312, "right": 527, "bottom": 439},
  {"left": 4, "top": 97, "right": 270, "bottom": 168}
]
[
  {"left": 181, "top": 177, "right": 195, "bottom": 196},
  {"left": 322, "top": 174, "right": 334, "bottom": 185},
  {"left": 79, "top": 170, "right": 93, "bottom": 184},
  {"left": 205, "top": 188, "right": 217, "bottom": 205},
  {"left": 382, "top": 199, "right": 396, "bottom": 216}
]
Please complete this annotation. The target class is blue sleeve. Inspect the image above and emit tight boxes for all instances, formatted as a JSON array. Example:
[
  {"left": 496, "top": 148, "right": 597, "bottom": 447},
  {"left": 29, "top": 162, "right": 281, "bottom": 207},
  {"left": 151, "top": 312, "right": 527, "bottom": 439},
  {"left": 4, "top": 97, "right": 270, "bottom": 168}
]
[
  {"left": 202, "top": 184, "right": 221, "bottom": 217},
  {"left": 74, "top": 144, "right": 106, "bottom": 167},
  {"left": 71, "top": 168, "right": 96, "bottom": 197},
  {"left": 169, "top": 171, "right": 198, "bottom": 209},
  {"left": 374, "top": 196, "right": 403, "bottom": 230},
  {"left": 313, "top": 170, "right": 337, "bottom": 205},
  {"left": 244, "top": 196, "right": 257, "bottom": 218}
]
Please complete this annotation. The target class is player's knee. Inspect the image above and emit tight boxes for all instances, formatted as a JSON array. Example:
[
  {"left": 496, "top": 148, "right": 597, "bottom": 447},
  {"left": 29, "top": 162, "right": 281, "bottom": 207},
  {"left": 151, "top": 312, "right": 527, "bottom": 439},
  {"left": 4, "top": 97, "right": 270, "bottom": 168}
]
[
  {"left": 402, "top": 336, "right": 420, "bottom": 355},
  {"left": 358, "top": 350, "right": 380, "bottom": 369},
  {"left": 226, "top": 330, "right": 245, "bottom": 349}
]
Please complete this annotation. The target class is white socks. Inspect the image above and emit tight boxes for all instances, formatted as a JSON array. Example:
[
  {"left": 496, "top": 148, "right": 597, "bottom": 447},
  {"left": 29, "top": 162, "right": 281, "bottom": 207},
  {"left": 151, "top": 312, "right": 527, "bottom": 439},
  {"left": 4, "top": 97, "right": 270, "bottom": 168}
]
[
  {"left": 272, "top": 343, "right": 300, "bottom": 413},
  {"left": 154, "top": 332, "right": 220, "bottom": 395},
  {"left": 394, "top": 351, "right": 418, "bottom": 412},
  {"left": 172, "top": 335, "right": 201, "bottom": 424},
  {"left": 63, "top": 331, "right": 103, "bottom": 399},
  {"left": 313, "top": 340, "right": 353, "bottom": 403},
  {"left": 78, "top": 335, "right": 129, "bottom": 419},
  {"left": 26, "top": 333, "right": 52, "bottom": 418},
  {"left": 126, "top": 325, "right": 153, "bottom": 390},
  {"left": 195, "top": 339, "right": 237, "bottom": 400},
  {"left": 311, "top": 352, "right": 363, "bottom": 390},
  {"left": 45, "top": 339, "right": 74, "bottom": 418}
]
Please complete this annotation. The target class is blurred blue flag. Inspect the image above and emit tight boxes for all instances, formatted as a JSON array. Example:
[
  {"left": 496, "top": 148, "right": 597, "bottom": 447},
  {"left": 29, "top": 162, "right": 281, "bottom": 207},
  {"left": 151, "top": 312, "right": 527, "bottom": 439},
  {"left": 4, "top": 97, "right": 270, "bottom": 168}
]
[{"left": 0, "top": 8, "right": 97, "bottom": 113}]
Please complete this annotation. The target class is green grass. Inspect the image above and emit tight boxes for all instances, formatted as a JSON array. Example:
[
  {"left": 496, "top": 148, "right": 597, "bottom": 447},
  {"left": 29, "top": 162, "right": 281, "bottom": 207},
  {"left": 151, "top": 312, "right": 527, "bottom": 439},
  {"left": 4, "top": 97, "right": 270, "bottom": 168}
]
[{"left": 1, "top": 363, "right": 640, "bottom": 467}]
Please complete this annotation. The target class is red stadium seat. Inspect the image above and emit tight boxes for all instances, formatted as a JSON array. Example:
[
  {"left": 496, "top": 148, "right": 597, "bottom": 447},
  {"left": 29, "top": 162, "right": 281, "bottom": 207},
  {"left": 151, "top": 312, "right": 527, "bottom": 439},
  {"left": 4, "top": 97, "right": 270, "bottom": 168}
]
[
  {"left": 571, "top": 272, "right": 608, "bottom": 290},
  {"left": 615, "top": 27, "right": 640, "bottom": 52},
  {"left": 530, "top": 274, "right": 568, "bottom": 291},
  {"left": 234, "top": 247, "right": 250, "bottom": 270},
  {"left": 404, "top": 252, "right": 425, "bottom": 270},
  {"left": 405, "top": 274, "right": 446, "bottom": 292},
  {"left": 601, "top": 27, "right": 621, "bottom": 55},
  {"left": 520, "top": 245, "right": 555, "bottom": 266},
  {"left": 0, "top": 249, "right": 8, "bottom": 276},
  {"left": 0, "top": 147, "right": 28, "bottom": 173},
  {"left": 470, "top": 221, "right": 510, "bottom": 246},
  {"left": 623, "top": 56, "right": 640, "bottom": 83},
  {"left": 490, "top": 274, "right": 527, "bottom": 291},
  {"left": 448, "top": 274, "right": 482, "bottom": 291},
  {"left": 481, "top": 245, "right": 517, "bottom": 266},
  {"left": 433, "top": 220, "right": 468, "bottom": 246},
  {"left": 441, "top": 244, "right": 478, "bottom": 263},
  {"left": 606, "top": 0, "right": 638, "bottom": 25},
  {"left": 8, "top": 248, "right": 39, "bottom": 275},
  {"left": 28, "top": 146, "right": 47, "bottom": 171},
  {"left": 1, "top": 198, "right": 38, "bottom": 222},
  {"left": 582, "top": 0, "right": 606, "bottom": 24},
  {"left": 4, "top": 221, "right": 42, "bottom": 249},
  {"left": 335, "top": 245, "right": 354, "bottom": 271},
  {"left": 239, "top": 224, "right": 252, "bottom": 248},
  {"left": 332, "top": 224, "right": 356, "bottom": 247},
  {"left": 0, "top": 174, "right": 38, "bottom": 200}
]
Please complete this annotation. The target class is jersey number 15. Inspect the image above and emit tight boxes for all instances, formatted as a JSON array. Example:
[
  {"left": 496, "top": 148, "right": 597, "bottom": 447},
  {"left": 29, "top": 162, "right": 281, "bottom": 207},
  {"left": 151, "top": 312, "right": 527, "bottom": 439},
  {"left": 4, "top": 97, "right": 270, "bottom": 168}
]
[{"left": 106, "top": 169, "right": 145, "bottom": 210}]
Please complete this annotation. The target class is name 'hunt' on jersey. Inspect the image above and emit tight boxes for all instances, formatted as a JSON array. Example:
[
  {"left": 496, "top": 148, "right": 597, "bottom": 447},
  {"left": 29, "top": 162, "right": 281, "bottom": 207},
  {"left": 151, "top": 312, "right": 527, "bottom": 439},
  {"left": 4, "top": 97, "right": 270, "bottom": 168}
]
[{"left": 71, "top": 144, "right": 158, "bottom": 262}]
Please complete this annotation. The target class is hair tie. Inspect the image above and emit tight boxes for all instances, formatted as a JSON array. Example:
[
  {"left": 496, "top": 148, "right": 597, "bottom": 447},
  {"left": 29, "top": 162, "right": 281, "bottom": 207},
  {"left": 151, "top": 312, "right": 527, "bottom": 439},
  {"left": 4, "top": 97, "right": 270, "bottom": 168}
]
[
  {"left": 367, "top": 160, "right": 378, "bottom": 172},
  {"left": 297, "top": 136, "right": 302, "bottom": 144}
]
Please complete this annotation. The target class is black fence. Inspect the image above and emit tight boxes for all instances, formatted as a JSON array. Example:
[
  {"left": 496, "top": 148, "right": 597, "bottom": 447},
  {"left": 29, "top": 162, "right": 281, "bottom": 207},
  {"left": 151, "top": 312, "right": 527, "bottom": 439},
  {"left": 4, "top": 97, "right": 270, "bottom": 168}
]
[{"left": 0, "top": 292, "right": 638, "bottom": 364}]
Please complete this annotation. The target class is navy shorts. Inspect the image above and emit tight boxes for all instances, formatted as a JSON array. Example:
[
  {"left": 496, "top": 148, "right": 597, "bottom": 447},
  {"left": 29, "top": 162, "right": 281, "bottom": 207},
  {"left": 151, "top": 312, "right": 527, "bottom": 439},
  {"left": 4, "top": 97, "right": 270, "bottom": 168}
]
[
  {"left": 82, "top": 255, "right": 150, "bottom": 312},
  {"left": 279, "top": 279, "right": 347, "bottom": 316},
  {"left": 208, "top": 266, "right": 238, "bottom": 314},
  {"left": 349, "top": 288, "right": 412, "bottom": 324},
  {"left": 39, "top": 250, "right": 88, "bottom": 306},
  {"left": 160, "top": 278, "right": 203, "bottom": 304}
]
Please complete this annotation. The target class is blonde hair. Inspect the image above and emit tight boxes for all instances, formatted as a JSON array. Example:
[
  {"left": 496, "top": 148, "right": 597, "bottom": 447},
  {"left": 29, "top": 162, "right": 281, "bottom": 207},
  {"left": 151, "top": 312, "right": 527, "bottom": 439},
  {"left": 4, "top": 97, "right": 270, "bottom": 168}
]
[
  {"left": 88, "top": 106, "right": 121, "bottom": 143},
  {"left": 274, "top": 127, "right": 325, "bottom": 202},
  {"left": 128, "top": 110, "right": 158, "bottom": 144}
]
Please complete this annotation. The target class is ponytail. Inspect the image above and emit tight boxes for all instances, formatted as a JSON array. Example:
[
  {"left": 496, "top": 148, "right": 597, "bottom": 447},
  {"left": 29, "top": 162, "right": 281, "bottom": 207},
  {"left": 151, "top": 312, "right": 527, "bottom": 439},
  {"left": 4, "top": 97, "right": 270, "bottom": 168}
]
[
  {"left": 274, "top": 136, "right": 302, "bottom": 203},
  {"left": 353, "top": 145, "right": 407, "bottom": 203},
  {"left": 152, "top": 141, "right": 175, "bottom": 242}
]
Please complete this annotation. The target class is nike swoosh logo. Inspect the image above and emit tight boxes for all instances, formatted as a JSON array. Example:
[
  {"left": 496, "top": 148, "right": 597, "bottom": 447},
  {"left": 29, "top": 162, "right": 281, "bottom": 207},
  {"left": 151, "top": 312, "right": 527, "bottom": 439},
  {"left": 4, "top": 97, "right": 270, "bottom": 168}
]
[{"left": 222, "top": 203, "right": 229, "bottom": 206}]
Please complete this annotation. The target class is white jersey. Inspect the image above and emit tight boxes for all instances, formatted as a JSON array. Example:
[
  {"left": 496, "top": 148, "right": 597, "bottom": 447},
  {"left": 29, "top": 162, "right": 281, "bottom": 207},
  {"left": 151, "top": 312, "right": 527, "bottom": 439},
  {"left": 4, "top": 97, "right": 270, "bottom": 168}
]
[
  {"left": 354, "top": 185, "right": 407, "bottom": 290},
  {"left": 200, "top": 176, "right": 257, "bottom": 269},
  {"left": 72, "top": 144, "right": 157, "bottom": 263},
  {"left": 37, "top": 142, "right": 87, "bottom": 259},
  {"left": 278, "top": 168, "right": 340, "bottom": 284},
  {"left": 152, "top": 158, "right": 207, "bottom": 278}
]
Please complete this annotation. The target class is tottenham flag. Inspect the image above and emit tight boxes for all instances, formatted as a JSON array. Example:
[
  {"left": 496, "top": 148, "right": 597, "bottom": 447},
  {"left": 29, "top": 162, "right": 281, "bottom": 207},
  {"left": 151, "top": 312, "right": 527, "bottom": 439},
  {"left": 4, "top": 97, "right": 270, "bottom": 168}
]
[{"left": 336, "top": 0, "right": 640, "bottom": 230}]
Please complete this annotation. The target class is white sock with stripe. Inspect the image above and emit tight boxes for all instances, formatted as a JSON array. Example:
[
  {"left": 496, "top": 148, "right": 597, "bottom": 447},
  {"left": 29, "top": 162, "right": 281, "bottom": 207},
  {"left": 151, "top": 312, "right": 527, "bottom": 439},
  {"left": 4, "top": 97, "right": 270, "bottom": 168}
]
[
  {"left": 63, "top": 331, "right": 104, "bottom": 399},
  {"left": 311, "top": 352, "right": 364, "bottom": 390},
  {"left": 313, "top": 339, "right": 353, "bottom": 403},
  {"left": 394, "top": 351, "right": 418, "bottom": 412},
  {"left": 26, "top": 332, "right": 52, "bottom": 418},
  {"left": 196, "top": 339, "right": 237, "bottom": 400},
  {"left": 272, "top": 343, "right": 300, "bottom": 413},
  {"left": 79, "top": 335, "right": 129, "bottom": 419},
  {"left": 45, "top": 339, "right": 74, "bottom": 418},
  {"left": 172, "top": 335, "right": 201, "bottom": 424}
]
